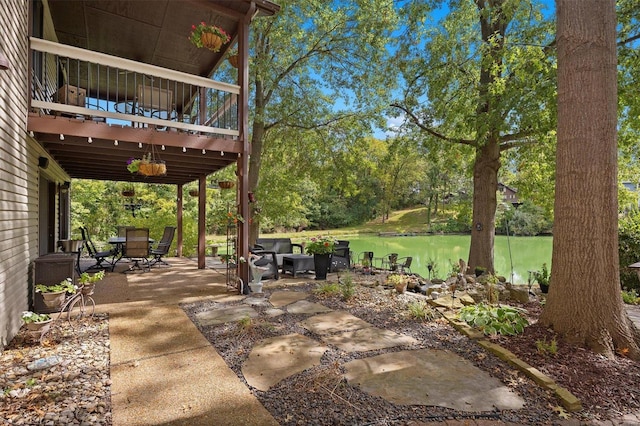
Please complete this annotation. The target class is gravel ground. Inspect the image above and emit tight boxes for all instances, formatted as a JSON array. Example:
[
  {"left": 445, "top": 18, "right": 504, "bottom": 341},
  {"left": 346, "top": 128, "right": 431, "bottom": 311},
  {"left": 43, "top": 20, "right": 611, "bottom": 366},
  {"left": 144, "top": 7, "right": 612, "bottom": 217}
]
[
  {"left": 182, "top": 280, "right": 566, "bottom": 425},
  {"left": 0, "top": 314, "right": 111, "bottom": 425}
]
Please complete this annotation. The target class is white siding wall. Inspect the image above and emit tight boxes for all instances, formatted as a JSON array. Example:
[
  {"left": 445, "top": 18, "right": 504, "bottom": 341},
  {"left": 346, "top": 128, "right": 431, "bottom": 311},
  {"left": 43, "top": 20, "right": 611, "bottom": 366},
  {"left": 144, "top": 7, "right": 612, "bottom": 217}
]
[
  {"left": 0, "top": 0, "right": 31, "bottom": 348},
  {"left": 0, "top": 0, "right": 69, "bottom": 349}
]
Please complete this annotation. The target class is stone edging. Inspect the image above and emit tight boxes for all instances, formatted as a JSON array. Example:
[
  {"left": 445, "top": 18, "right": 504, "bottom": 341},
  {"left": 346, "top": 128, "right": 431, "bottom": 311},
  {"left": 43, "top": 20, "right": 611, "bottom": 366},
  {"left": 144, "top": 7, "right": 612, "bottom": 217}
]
[{"left": 438, "top": 309, "right": 582, "bottom": 412}]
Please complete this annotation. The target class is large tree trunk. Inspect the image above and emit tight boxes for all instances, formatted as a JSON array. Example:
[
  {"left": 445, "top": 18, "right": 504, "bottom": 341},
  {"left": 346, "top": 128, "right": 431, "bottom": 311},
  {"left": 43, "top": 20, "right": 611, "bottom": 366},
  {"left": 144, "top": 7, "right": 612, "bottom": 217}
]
[
  {"left": 540, "top": 0, "right": 640, "bottom": 359},
  {"left": 467, "top": 138, "right": 500, "bottom": 273}
]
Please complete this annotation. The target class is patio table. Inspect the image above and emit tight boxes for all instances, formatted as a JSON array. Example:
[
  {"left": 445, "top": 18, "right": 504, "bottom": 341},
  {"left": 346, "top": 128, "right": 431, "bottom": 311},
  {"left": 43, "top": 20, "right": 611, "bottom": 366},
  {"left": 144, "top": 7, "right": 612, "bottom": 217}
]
[{"left": 282, "top": 254, "right": 315, "bottom": 277}]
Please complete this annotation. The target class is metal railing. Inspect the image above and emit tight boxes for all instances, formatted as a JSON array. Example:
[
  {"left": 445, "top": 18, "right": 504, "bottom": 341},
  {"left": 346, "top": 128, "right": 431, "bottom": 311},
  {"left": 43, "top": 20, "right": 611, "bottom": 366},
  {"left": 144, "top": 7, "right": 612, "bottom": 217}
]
[{"left": 30, "top": 38, "right": 239, "bottom": 138}]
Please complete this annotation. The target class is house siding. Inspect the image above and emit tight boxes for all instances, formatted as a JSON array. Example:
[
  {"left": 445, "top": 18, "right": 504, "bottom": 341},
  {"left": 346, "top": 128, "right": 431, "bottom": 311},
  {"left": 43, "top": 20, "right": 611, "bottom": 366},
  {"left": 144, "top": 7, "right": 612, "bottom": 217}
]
[{"left": 0, "top": 0, "right": 69, "bottom": 349}]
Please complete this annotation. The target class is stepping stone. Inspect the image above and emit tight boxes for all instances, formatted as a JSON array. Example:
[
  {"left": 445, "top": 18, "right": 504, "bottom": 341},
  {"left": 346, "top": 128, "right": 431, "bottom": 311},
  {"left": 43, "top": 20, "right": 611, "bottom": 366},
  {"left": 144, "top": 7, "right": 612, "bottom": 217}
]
[
  {"left": 286, "top": 300, "right": 332, "bottom": 315},
  {"left": 195, "top": 305, "right": 258, "bottom": 326},
  {"left": 344, "top": 348, "right": 525, "bottom": 411},
  {"left": 242, "top": 333, "right": 328, "bottom": 391},
  {"left": 299, "top": 311, "right": 372, "bottom": 335},
  {"left": 244, "top": 297, "right": 271, "bottom": 307},
  {"left": 264, "top": 308, "right": 285, "bottom": 317},
  {"left": 269, "top": 291, "right": 309, "bottom": 307},
  {"left": 323, "top": 327, "right": 417, "bottom": 352}
]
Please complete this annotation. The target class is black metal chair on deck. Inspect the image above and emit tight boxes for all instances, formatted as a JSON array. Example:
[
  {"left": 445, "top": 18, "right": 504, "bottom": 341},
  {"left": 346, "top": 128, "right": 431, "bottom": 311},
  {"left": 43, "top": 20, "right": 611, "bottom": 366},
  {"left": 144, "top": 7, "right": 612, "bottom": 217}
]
[
  {"left": 80, "top": 226, "right": 116, "bottom": 272},
  {"left": 149, "top": 226, "right": 176, "bottom": 267}
]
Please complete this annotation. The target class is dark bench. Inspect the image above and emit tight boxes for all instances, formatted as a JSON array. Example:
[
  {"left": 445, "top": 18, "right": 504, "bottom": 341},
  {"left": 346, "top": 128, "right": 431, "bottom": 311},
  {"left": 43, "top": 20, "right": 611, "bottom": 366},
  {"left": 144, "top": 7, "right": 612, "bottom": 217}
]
[{"left": 254, "top": 238, "right": 304, "bottom": 268}]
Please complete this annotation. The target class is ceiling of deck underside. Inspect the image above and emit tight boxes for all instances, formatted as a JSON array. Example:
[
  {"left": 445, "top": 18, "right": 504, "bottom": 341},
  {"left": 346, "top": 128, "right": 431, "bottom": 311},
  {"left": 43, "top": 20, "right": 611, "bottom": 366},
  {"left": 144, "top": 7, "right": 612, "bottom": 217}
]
[{"left": 46, "top": 0, "right": 278, "bottom": 78}]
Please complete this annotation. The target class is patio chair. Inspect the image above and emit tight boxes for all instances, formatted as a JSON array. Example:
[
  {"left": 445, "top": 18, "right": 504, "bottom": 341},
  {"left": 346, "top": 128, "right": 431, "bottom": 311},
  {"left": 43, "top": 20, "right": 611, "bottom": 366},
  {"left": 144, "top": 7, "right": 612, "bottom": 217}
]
[
  {"left": 80, "top": 226, "right": 116, "bottom": 272},
  {"left": 396, "top": 256, "right": 413, "bottom": 274},
  {"left": 330, "top": 246, "right": 351, "bottom": 272},
  {"left": 117, "top": 226, "right": 135, "bottom": 237},
  {"left": 149, "top": 226, "right": 176, "bottom": 267},
  {"left": 123, "top": 228, "right": 151, "bottom": 273},
  {"left": 379, "top": 253, "right": 399, "bottom": 271}
]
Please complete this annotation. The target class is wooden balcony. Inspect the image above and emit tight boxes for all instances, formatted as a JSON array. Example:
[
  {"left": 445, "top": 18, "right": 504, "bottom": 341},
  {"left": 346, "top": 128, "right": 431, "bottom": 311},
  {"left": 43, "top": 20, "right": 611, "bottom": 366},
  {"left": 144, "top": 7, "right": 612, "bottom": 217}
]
[{"left": 28, "top": 38, "right": 242, "bottom": 184}]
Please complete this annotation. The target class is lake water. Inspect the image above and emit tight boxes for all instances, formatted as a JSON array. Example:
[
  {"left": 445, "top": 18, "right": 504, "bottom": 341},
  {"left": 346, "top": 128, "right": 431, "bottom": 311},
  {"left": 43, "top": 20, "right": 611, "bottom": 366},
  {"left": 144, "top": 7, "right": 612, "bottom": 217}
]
[{"left": 345, "top": 235, "right": 553, "bottom": 284}]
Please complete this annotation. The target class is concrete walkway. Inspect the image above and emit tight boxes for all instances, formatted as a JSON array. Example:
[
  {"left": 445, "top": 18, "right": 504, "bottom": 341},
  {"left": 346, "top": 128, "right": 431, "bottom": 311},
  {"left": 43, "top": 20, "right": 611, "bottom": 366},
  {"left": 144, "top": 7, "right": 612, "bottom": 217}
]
[
  {"left": 91, "top": 258, "right": 640, "bottom": 425},
  {"left": 92, "top": 258, "right": 278, "bottom": 426}
]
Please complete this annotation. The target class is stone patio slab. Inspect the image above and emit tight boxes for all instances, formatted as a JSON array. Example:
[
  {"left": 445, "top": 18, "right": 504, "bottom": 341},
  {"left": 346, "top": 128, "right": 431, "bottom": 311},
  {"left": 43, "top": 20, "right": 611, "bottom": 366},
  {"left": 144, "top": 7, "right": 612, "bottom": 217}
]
[
  {"left": 344, "top": 348, "right": 525, "bottom": 411},
  {"left": 323, "top": 327, "right": 418, "bottom": 352},
  {"left": 269, "top": 290, "right": 309, "bottom": 307},
  {"left": 286, "top": 300, "right": 332, "bottom": 315},
  {"left": 195, "top": 305, "right": 259, "bottom": 326},
  {"left": 299, "top": 311, "right": 372, "bottom": 335},
  {"left": 242, "top": 333, "right": 328, "bottom": 391}
]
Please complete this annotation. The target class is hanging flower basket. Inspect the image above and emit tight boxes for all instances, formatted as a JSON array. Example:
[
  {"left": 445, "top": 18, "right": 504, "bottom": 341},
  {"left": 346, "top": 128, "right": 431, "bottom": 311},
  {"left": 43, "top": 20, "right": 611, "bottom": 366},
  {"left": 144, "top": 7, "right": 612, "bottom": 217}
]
[
  {"left": 218, "top": 180, "right": 234, "bottom": 189},
  {"left": 122, "top": 189, "right": 135, "bottom": 197},
  {"left": 228, "top": 54, "right": 239, "bottom": 68},
  {"left": 189, "top": 22, "right": 230, "bottom": 52},
  {"left": 138, "top": 161, "right": 166, "bottom": 177},
  {"left": 189, "top": 189, "right": 199, "bottom": 197}
]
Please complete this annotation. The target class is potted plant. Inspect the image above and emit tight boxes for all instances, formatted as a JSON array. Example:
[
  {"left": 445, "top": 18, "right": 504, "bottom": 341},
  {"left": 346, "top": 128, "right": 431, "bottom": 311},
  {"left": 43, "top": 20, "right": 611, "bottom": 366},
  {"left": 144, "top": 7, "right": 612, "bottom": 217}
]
[
  {"left": 386, "top": 274, "right": 408, "bottom": 294},
  {"left": 78, "top": 270, "right": 105, "bottom": 296},
  {"left": 362, "top": 258, "right": 371, "bottom": 275},
  {"left": 533, "top": 263, "right": 550, "bottom": 293},
  {"left": 127, "top": 153, "right": 166, "bottom": 176},
  {"left": 306, "top": 235, "right": 336, "bottom": 280},
  {"left": 36, "top": 278, "right": 76, "bottom": 308},
  {"left": 22, "top": 311, "right": 52, "bottom": 331},
  {"left": 227, "top": 50, "right": 239, "bottom": 68},
  {"left": 189, "top": 22, "right": 231, "bottom": 52}
]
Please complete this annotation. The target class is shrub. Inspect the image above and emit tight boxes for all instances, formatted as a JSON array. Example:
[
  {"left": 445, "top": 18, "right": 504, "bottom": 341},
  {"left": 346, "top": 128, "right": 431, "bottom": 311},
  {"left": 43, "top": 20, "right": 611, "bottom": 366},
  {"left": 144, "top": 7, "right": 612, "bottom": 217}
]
[
  {"left": 619, "top": 210, "right": 640, "bottom": 292},
  {"left": 406, "top": 300, "right": 435, "bottom": 321},
  {"left": 458, "top": 303, "right": 529, "bottom": 336}
]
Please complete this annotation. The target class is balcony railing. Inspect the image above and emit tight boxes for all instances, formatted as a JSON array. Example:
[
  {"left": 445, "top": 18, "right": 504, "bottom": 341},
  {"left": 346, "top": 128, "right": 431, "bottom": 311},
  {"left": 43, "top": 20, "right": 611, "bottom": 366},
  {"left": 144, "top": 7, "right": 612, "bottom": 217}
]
[{"left": 30, "top": 38, "right": 239, "bottom": 138}]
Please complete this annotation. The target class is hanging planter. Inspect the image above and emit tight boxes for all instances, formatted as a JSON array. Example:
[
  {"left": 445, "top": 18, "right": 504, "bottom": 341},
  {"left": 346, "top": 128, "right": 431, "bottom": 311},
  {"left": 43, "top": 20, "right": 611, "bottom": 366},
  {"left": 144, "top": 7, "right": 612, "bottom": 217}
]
[
  {"left": 189, "top": 23, "right": 231, "bottom": 52},
  {"left": 189, "top": 189, "right": 199, "bottom": 197},
  {"left": 218, "top": 180, "right": 234, "bottom": 189},
  {"left": 127, "top": 145, "right": 166, "bottom": 177},
  {"left": 228, "top": 54, "right": 239, "bottom": 68},
  {"left": 122, "top": 189, "right": 135, "bottom": 197}
]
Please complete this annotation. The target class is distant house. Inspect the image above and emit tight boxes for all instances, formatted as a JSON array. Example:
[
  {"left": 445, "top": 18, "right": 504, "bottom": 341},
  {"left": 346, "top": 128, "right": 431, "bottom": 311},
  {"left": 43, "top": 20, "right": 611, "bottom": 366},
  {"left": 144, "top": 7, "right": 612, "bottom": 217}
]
[{"left": 497, "top": 183, "right": 521, "bottom": 207}]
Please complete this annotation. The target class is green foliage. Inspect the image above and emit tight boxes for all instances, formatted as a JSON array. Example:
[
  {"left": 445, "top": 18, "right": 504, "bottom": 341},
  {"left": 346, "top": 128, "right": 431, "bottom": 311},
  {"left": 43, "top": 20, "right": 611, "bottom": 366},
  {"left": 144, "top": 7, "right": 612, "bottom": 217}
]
[
  {"left": 496, "top": 200, "right": 552, "bottom": 236},
  {"left": 533, "top": 263, "right": 550, "bottom": 287},
  {"left": 622, "top": 289, "right": 640, "bottom": 305},
  {"left": 458, "top": 304, "right": 529, "bottom": 336},
  {"left": 21, "top": 311, "right": 51, "bottom": 324},
  {"left": 406, "top": 300, "right": 435, "bottom": 322},
  {"left": 619, "top": 210, "right": 640, "bottom": 291},
  {"left": 36, "top": 278, "right": 75, "bottom": 294},
  {"left": 536, "top": 337, "right": 558, "bottom": 356},
  {"left": 340, "top": 273, "right": 355, "bottom": 301},
  {"left": 314, "top": 283, "right": 341, "bottom": 296},
  {"left": 305, "top": 235, "right": 336, "bottom": 255},
  {"left": 78, "top": 270, "right": 104, "bottom": 285}
]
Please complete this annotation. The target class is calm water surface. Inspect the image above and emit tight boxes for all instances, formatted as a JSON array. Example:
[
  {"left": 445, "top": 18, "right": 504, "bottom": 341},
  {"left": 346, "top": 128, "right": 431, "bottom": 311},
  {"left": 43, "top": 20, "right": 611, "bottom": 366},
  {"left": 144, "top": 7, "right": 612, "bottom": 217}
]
[{"left": 345, "top": 235, "right": 552, "bottom": 284}]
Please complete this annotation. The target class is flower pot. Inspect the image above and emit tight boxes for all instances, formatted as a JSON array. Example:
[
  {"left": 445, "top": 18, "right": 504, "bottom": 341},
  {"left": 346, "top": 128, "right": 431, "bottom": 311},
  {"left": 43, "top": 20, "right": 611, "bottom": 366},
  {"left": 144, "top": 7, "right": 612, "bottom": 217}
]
[
  {"left": 395, "top": 282, "right": 408, "bottom": 294},
  {"left": 539, "top": 283, "right": 549, "bottom": 294},
  {"left": 41, "top": 291, "right": 66, "bottom": 309},
  {"left": 218, "top": 181, "right": 234, "bottom": 189},
  {"left": 313, "top": 254, "right": 330, "bottom": 280},
  {"left": 81, "top": 283, "right": 95, "bottom": 296},
  {"left": 122, "top": 190, "right": 135, "bottom": 197},
  {"left": 228, "top": 54, "right": 239, "bottom": 68},
  {"left": 189, "top": 189, "right": 199, "bottom": 197},
  {"left": 201, "top": 32, "right": 223, "bottom": 51},
  {"left": 249, "top": 282, "right": 263, "bottom": 293},
  {"left": 25, "top": 318, "right": 53, "bottom": 331},
  {"left": 138, "top": 161, "right": 166, "bottom": 176}
]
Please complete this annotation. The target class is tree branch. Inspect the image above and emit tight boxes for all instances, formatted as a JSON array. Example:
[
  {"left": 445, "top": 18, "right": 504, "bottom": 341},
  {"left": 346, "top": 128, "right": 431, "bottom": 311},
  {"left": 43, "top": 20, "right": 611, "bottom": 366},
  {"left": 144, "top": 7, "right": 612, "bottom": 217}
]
[{"left": 390, "top": 103, "right": 476, "bottom": 146}]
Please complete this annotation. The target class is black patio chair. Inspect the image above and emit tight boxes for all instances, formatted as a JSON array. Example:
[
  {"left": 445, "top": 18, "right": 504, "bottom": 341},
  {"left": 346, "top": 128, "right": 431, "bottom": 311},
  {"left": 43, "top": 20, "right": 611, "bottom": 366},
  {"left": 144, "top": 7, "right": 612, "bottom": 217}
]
[
  {"left": 396, "top": 256, "right": 413, "bottom": 274},
  {"left": 80, "top": 226, "right": 116, "bottom": 272},
  {"left": 330, "top": 246, "right": 351, "bottom": 272},
  {"left": 149, "top": 226, "right": 176, "bottom": 267}
]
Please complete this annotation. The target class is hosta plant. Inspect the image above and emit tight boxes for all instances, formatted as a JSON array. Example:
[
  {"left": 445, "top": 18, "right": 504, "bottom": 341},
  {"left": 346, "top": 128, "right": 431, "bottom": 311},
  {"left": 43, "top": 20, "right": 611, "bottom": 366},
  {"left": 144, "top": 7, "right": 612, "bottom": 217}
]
[{"left": 458, "top": 303, "right": 529, "bottom": 336}]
